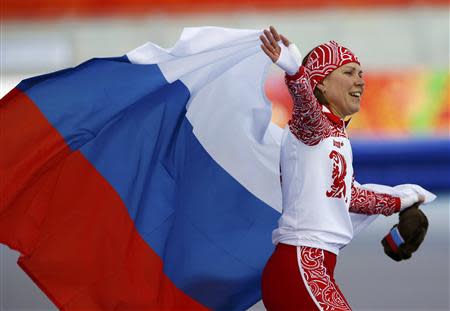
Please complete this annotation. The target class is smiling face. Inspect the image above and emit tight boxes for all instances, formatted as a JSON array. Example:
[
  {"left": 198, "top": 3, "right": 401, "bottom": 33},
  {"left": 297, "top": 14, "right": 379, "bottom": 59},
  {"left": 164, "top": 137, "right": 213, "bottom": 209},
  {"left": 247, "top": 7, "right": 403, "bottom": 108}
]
[{"left": 316, "top": 62, "right": 365, "bottom": 119}]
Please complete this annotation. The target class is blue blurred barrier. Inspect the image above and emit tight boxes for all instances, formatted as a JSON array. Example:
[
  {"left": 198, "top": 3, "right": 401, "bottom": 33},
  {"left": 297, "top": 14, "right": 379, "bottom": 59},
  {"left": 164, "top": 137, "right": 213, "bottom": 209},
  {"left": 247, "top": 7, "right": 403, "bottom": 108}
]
[{"left": 352, "top": 138, "right": 450, "bottom": 191}]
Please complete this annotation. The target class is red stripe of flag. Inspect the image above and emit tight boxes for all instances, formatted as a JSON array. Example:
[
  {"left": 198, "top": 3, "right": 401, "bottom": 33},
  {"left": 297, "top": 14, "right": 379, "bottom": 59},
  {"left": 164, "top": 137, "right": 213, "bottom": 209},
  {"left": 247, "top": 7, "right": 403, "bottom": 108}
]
[
  {"left": 0, "top": 89, "right": 208, "bottom": 310},
  {"left": 385, "top": 232, "right": 399, "bottom": 253}
]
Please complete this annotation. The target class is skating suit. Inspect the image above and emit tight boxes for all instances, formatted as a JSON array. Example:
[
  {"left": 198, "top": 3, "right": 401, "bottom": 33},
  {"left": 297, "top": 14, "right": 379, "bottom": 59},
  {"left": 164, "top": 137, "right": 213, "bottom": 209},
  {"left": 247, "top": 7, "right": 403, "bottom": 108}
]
[{"left": 262, "top": 66, "right": 400, "bottom": 311}]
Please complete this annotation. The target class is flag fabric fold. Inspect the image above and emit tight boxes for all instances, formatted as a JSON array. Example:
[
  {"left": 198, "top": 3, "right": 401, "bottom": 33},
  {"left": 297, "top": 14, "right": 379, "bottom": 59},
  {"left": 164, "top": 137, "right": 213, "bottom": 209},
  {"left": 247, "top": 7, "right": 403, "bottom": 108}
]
[{"left": 1, "top": 27, "right": 382, "bottom": 310}]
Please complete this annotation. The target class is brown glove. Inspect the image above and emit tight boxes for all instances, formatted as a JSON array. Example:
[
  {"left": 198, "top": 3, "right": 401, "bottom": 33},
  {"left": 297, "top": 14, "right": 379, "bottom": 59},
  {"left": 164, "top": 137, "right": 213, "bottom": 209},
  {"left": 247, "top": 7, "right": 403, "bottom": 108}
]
[{"left": 381, "top": 203, "right": 428, "bottom": 261}]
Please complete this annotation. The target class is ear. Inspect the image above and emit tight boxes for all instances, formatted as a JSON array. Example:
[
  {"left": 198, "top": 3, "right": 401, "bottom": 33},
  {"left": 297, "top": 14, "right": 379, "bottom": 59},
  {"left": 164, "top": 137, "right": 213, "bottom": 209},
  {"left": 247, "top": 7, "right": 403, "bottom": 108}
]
[{"left": 316, "top": 81, "right": 326, "bottom": 93}]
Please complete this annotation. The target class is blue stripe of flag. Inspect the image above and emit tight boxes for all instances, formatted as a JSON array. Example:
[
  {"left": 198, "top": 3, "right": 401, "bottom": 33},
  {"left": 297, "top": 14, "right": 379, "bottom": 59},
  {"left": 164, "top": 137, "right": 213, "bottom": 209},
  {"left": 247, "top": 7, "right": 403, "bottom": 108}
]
[{"left": 391, "top": 226, "right": 404, "bottom": 246}]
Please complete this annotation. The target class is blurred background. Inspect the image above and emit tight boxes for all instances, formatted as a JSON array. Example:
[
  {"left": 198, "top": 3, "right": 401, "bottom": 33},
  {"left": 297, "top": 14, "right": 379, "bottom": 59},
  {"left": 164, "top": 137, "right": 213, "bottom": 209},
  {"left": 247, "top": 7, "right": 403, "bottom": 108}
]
[{"left": 1, "top": 0, "right": 449, "bottom": 310}]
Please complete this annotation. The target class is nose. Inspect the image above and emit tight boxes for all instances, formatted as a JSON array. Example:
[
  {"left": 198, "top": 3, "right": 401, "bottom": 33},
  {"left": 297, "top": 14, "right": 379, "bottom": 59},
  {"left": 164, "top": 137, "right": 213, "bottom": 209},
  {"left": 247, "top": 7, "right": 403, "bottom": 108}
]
[{"left": 355, "top": 75, "right": 365, "bottom": 88}]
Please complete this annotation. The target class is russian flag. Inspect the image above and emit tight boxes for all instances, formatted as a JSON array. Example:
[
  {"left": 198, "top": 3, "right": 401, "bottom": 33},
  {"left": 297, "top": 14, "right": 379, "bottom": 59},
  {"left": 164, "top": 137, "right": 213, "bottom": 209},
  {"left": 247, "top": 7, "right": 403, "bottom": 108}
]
[{"left": 1, "top": 27, "right": 379, "bottom": 310}]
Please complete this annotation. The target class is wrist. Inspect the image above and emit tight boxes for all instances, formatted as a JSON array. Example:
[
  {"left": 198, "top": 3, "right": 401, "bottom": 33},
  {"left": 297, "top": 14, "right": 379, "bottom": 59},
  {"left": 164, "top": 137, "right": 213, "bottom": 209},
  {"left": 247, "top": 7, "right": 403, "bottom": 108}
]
[
  {"left": 399, "top": 192, "right": 420, "bottom": 212},
  {"left": 275, "top": 43, "right": 302, "bottom": 75},
  {"left": 285, "top": 66, "right": 305, "bottom": 80}
]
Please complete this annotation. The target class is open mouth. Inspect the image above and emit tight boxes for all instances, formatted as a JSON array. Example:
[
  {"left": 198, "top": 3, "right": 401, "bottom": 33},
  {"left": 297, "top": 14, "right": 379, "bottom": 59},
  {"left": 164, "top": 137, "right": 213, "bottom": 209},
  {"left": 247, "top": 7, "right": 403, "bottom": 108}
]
[{"left": 349, "top": 92, "right": 362, "bottom": 98}]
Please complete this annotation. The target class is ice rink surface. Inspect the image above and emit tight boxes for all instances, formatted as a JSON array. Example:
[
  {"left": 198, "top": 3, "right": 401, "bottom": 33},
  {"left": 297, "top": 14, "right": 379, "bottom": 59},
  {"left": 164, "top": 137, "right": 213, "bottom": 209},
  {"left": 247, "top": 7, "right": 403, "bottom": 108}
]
[{"left": 1, "top": 194, "right": 448, "bottom": 311}]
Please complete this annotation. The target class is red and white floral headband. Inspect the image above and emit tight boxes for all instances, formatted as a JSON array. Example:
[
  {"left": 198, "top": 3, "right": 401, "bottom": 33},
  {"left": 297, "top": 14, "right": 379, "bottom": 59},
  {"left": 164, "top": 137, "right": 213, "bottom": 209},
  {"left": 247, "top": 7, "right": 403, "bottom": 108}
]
[{"left": 304, "top": 40, "right": 360, "bottom": 90}]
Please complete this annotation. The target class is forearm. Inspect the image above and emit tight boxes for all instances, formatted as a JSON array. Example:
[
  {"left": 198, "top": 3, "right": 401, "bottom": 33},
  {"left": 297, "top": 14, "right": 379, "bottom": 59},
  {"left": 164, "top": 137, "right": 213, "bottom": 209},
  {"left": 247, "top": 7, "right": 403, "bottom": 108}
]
[
  {"left": 275, "top": 42, "right": 324, "bottom": 128},
  {"left": 350, "top": 185, "right": 401, "bottom": 216},
  {"left": 285, "top": 67, "right": 328, "bottom": 146},
  {"left": 285, "top": 67, "right": 323, "bottom": 120}
]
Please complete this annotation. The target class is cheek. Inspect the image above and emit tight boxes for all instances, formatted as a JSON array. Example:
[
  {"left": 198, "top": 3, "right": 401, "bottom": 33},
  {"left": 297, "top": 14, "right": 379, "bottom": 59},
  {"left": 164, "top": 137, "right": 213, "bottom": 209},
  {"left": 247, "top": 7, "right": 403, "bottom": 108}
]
[
  {"left": 341, "top": 80, "right": 353, "bottom": 99},
  {"left": 336, "top": 83, "right": 349, "bottom": 100},
  {"left": 329, "top": 89, "right": 343, "bottom": 104},
  {"left": 324, "top": 78, "right": 349, "bottom": 103}
]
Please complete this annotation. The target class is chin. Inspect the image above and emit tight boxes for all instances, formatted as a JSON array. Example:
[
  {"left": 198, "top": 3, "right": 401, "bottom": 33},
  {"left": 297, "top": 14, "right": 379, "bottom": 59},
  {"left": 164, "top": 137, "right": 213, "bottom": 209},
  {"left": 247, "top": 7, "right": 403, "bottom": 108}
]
[
  {"left": 345, "top": 108, "right": 359, "bottom": 117},
  {"left": 350, "top": 103, "right": 361, "bottom": 114}
]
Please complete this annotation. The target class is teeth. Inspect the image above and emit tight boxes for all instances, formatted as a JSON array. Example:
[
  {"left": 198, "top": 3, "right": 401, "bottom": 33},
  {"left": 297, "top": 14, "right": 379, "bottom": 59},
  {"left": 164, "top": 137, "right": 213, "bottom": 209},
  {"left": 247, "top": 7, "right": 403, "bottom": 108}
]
[{"left": 350, "top": 92, "right": 361, "bottom": 97}]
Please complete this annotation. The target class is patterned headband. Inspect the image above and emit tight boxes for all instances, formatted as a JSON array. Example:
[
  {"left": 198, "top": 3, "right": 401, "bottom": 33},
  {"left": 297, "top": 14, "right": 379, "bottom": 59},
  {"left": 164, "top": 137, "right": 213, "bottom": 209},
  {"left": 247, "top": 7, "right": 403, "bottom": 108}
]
[{"left": 304, "top": 40, "right": 360, "bottom": 90}]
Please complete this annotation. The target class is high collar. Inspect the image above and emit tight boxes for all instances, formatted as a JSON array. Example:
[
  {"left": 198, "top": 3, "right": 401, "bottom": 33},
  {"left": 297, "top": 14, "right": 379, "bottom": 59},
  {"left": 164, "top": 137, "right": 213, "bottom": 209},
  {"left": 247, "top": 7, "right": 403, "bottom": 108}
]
[{"left": 321, "top": 105, "right": 351, "bottom": 128}]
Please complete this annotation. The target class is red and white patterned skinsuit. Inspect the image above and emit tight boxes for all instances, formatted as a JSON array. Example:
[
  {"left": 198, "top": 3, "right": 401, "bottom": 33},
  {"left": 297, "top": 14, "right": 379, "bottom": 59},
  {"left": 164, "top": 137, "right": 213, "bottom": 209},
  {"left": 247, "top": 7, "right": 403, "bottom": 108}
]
[{"left": 261, "top": 66, "right": 401, "bottom": 311}]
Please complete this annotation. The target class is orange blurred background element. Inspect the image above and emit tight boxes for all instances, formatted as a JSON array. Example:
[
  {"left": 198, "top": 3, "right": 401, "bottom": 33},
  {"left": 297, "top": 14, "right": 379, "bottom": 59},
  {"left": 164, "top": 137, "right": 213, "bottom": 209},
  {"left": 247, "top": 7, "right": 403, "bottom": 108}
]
[{"left": 266, "top": 70, "right": 449, "bottom": 137}]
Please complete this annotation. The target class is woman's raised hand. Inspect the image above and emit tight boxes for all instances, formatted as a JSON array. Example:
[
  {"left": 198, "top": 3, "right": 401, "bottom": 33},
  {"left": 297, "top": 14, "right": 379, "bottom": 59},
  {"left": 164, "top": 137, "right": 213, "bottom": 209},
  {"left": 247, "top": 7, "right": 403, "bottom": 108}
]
[{"left": 260, "top": 26, "right": 291, "bottom": 63}]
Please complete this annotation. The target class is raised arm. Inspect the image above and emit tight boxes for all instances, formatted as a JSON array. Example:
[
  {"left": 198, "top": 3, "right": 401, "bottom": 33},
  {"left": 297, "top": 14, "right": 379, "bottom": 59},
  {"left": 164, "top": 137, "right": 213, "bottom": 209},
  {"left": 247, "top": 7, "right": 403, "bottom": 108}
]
[
  {"left": 260, "top": 26, "right": 330, "bottom": 146},
  {"left": 284, "top": 68, "right": 330, "bottom": 145}
]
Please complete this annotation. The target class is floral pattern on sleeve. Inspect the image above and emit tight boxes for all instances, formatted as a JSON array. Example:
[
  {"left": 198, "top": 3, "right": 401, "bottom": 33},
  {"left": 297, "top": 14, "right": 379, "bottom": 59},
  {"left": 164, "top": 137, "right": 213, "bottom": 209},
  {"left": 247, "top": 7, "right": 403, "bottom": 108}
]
[
  {"left": 350, "top": 179, "right": 401, "bottom": 216},
  {"left": 286, "top": 67, "right": 346, "bottom": 146}
]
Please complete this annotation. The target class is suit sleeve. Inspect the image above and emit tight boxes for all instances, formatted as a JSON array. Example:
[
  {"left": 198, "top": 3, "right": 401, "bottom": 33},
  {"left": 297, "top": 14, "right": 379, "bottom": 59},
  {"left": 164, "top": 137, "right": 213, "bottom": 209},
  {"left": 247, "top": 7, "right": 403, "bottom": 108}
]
[
  {"left": 350, "top": 178, "right": 401, "bottom": 216},
  {"left": 285, "top": 67, "right": 330, "bottom": 146}
]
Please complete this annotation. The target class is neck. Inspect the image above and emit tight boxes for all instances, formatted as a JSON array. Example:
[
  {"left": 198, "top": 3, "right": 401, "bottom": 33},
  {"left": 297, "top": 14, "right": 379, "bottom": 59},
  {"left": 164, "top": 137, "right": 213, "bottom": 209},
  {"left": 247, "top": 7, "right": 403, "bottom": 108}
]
[{"left": 325, "top": 104, "right": 345, "bottom": 119}]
